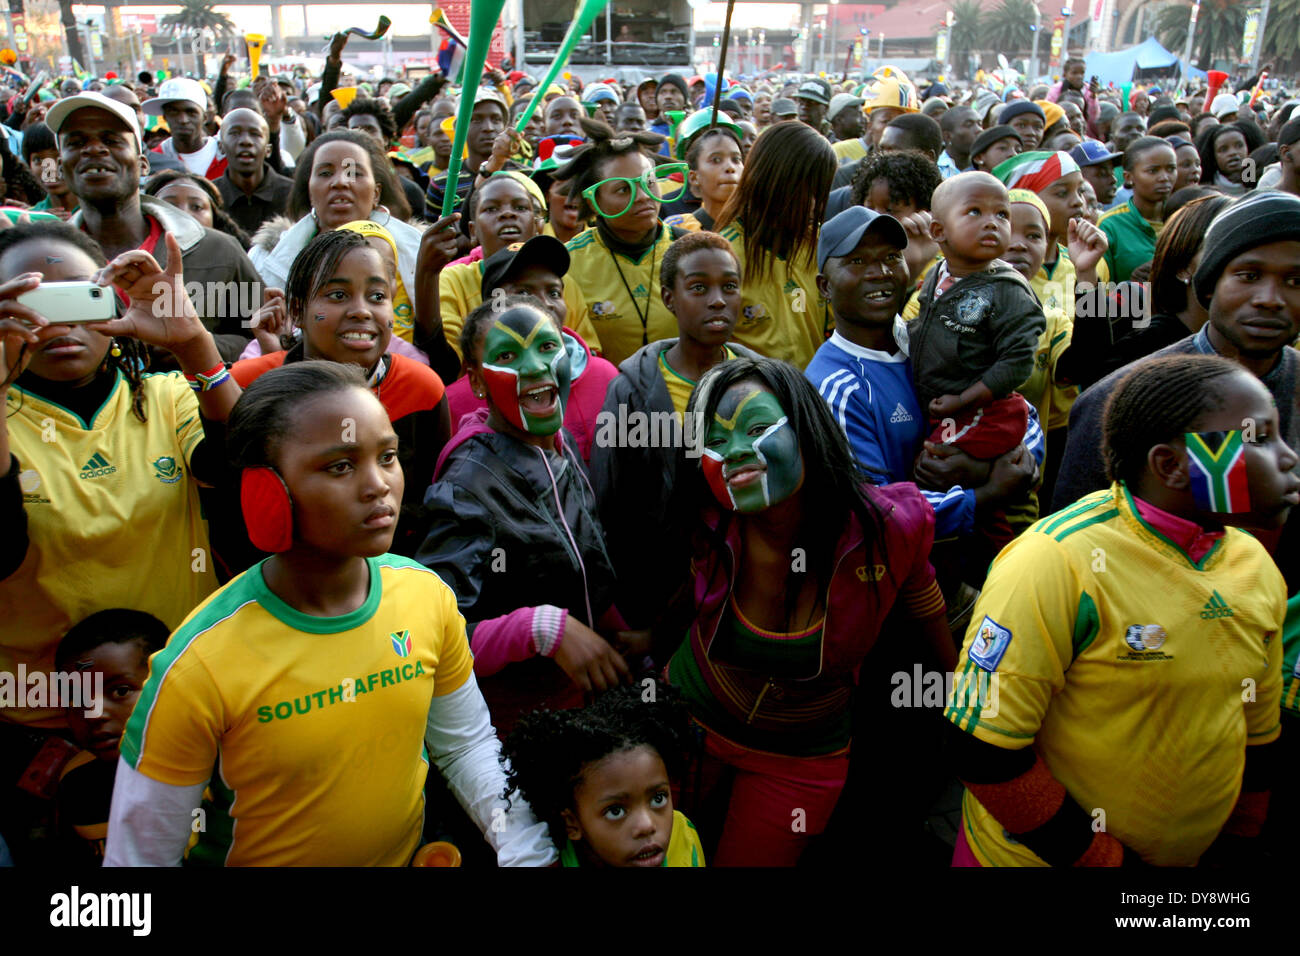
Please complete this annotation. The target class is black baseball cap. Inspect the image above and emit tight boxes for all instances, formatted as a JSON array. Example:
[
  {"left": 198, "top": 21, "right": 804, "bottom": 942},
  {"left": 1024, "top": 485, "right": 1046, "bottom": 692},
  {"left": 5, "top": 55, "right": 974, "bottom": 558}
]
[{"left": 481, "top": 235, "right": 571, "bottom": 299}]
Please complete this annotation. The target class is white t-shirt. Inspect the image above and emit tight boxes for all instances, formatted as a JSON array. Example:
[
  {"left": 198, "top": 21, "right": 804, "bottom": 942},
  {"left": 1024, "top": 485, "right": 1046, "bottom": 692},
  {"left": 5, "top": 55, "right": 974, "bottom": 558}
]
[{"left": 175, "top": 137, "right": 220, "bottom": 176}]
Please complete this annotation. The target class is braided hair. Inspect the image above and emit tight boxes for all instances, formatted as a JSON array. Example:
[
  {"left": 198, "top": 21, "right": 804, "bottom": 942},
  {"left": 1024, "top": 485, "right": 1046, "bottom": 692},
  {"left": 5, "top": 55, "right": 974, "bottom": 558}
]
[
  {"left": 500, "top": 679, "right": 693, "bottom": 851},
  {"left": 0, "top": 221, "right": 151, "bottom": 423},
  {"left": 1101, "top": 354, "right": 1243, "bottom": 486},
  {"left": 551, "top": 116, "right": 667, "bottom": 219}
]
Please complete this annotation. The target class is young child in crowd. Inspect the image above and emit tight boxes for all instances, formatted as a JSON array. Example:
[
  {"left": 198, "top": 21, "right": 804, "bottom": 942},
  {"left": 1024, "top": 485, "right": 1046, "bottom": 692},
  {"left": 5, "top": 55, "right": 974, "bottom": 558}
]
[
  {"left": 906, "top": 172, "right": 1045, "bottom": 469},
  {"left": 55, "top": 610, "right": 169, "bottom": 865},
  {"left": 501, "top": 680, "right": 705, "bottom": 867}
]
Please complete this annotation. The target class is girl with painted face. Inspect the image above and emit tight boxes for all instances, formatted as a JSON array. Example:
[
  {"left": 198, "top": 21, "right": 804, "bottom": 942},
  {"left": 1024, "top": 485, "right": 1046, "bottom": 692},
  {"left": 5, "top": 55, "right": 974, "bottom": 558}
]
[
  {"left": 659, "top": 357, "right": 955, "bottom": 866},
  {"left": 949, "top": 355, "right": 1298, "bottom": 868},
  {"left": 233, "top": 229, "right": 450, "bottom": 560},
  {"left": 418, "top": 296, "right": 632, "bottom": 734}
]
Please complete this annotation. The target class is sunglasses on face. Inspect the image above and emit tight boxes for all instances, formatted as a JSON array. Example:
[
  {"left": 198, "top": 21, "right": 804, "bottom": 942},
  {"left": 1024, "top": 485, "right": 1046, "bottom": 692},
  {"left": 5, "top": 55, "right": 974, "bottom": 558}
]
[{"left": 581, "top": 162, "right": 688, "bottom": 218}]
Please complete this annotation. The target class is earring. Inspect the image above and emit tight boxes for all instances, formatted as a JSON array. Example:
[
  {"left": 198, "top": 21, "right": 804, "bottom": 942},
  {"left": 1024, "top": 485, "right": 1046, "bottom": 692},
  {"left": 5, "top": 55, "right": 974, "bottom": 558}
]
[
  {"left": 374, "top": 204, "right": 392, "bottom": 226},
  {"left": 109, "top": 340, "right": 122, "bottom": 358}
]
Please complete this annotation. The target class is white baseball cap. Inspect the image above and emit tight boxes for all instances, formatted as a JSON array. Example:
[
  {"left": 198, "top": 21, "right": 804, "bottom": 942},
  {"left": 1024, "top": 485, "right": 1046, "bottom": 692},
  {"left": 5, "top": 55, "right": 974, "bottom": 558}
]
[
  {"left": 141, "top": 77, "right": 208, "bottom": 116},
  {"left": 46, "top": 91, "right": 142, "bottom": 145},
  {"left": 1211, "top": 92, "right": 1241, "bottom": 119}
]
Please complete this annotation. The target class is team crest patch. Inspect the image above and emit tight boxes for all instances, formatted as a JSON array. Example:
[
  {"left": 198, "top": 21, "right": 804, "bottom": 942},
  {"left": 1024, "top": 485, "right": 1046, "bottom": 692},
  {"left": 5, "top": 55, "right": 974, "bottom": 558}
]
[
  {"left": 968, "top": 616, "right": 1012, "bottom": 672},
  {"left": 152, "top": 456, "right": 183, "bottom": 484},
  {"left": 956, "top": 291, "right": 990, "bottom": 327},
  {"left": 743, "top": 303, "right": 767, "bottom": 320},
  {"left": 391, "top": 630, "right": 412, "bottom": 657},
  {"left": 591, "top": 300, "right": 616, "bottom": 317},
  {"left": 1124, "top": 624, "right": 1167, "bottom": 652}
]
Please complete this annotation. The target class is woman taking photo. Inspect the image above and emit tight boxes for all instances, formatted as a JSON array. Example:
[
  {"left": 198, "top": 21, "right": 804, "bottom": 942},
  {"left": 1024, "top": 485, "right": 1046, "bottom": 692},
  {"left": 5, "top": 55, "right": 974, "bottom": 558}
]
[
  {"left": 662, "top": 357, "right": 954, "bottom": 866},
  {"left": 553, "top": 117, "right": 689, "bottom": 366},
  {"left": 0, "top": 222, "right": 239, "bottom": 861},
  {"left": 715, "top": 122, "right": 837, "bottom": 369}
]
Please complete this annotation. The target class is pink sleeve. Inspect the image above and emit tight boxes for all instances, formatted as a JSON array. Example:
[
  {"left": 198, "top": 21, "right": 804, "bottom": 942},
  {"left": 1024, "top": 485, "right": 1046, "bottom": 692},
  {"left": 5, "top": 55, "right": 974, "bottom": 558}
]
[{"left": 468, "top": 605, "right": 568, "bottom": 677}]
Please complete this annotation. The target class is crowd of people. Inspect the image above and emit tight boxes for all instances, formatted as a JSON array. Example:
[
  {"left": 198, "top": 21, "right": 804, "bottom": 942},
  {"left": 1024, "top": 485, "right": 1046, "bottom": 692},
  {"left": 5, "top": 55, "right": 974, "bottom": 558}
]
[{"left": 1, "top": 37, "right": 1299, "bottom": 869}]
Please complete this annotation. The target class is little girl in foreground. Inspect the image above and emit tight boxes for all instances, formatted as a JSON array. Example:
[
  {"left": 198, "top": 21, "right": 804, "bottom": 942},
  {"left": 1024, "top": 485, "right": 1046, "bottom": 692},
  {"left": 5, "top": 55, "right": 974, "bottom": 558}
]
[{"left": 502, "top": 680, "right": 705, "bottom": 867}]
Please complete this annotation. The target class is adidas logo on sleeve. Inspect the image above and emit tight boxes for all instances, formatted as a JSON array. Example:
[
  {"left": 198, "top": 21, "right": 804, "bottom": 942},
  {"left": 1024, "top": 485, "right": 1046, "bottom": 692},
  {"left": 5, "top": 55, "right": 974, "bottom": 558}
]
[
  {"left": 79, "top": 453, "right": 117, "bottom": 480},
  {"left": 889, "top": 403, "right": 914, "bottom": 424}
]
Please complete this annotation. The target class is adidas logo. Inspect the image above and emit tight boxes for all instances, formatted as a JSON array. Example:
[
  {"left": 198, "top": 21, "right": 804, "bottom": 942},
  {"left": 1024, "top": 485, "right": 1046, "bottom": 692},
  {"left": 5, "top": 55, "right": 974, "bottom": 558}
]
[
  {"left": 889, "top": 402, "right": 914, "bottom": 424},
  {"left": 1200, "top": 590, "right": 1234, "bottom": 619},
  {"left": 632, "top": 284, "right": 649, "bottom": 297},
  {"left": 79, "top": 453, "right": 117, "bottom": 480}
]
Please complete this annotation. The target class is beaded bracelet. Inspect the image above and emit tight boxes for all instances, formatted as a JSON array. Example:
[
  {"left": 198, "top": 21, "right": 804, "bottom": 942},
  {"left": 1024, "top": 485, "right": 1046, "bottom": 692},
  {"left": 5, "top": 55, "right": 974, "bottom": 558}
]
[{"left": 185, "top": 361, "right": 230, "bottom": 393}]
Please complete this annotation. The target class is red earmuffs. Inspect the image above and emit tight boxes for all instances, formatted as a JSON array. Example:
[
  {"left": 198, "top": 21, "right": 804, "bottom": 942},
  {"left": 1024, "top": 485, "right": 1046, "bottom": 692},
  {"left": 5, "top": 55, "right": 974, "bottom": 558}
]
[{"left": 240, "top": 467, "right": 294, "bottom": 553}]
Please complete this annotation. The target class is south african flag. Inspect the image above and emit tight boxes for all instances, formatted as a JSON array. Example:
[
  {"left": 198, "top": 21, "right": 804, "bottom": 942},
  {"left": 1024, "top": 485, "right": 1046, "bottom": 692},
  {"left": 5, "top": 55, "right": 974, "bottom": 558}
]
[
  {"left": 1185, "top": 430, "right": 1250, "bottom": 514},
  {"left": 390, "top": 629, "right": 412, "bottom": 658}
]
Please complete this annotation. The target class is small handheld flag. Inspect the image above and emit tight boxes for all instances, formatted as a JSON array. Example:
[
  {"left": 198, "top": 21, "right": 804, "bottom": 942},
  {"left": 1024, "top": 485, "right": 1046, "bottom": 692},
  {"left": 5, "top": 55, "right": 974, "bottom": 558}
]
[{"left": 1185, "top": 430, "right": 1250, "bottom": 514}]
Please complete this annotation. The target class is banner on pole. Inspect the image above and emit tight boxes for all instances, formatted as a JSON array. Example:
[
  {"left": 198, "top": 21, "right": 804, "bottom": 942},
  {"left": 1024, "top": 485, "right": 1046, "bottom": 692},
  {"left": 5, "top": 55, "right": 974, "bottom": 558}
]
[
  {"left": 935, "top": 28, "right": 947, "bottom": 63},
  {"left": 1241, "top": 8, "right": 1261, "bottom": 64}
]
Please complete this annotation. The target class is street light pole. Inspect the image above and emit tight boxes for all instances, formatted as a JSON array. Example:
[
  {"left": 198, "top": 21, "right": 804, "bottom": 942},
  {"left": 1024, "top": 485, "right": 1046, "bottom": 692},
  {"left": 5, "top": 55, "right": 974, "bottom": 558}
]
[
  {"left": 1181, "top": 0, "right": 1201, "bottom": 70},
  {"left": 830, "top": 0, "right": 839, "bottom": 76},
  {"left": 1030, "top": 6, "right": 1041, "bottom": 80}
]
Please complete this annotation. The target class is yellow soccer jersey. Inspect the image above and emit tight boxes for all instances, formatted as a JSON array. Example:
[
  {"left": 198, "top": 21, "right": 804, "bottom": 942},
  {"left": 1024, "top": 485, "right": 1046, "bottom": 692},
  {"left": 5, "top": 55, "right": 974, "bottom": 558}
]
[
  {"left": 719, "top": 220, "right": 831, "bottom": 370},
  {"left": 832, "top": 137, "right": 868, "bottom": 162},
  {"left": 439, "top": 258, "right": 601, "bottom": 362},
  {"left": 565, "top": 224, "right": 678, "bottom": 367},
  {"left": 659, "top": 346, "right": 736, "bottom": 418},
  {"left": 1023, "top": 254, "right": 1078, "bottom": 432},
  {"left": 946, "top": 484, "right": 1284, "bottom": 867},
  {"left": 0, "top": 371, "right": 215, "bottom": 728},
  {"left": 121, "top": 554, "right": 474, "bottom": 867}
]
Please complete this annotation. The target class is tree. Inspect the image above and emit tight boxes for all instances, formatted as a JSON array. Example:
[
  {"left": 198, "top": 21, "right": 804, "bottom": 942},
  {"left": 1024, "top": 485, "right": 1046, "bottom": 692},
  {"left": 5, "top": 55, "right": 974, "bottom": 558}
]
[
  {"left": 983, "top": 0, "right": 1036, "bottom": 57},
  {"left": 57, "top": 0, "right": 87, "bottom": 68},
  {"left": 1262, "top": 0, "right": 1300, "bottom": 71},
  {"left": 160, "top": 0, "right": 237, "bottom": 78},
  {"left": 1155, "top": 0, "right": 1246, "bottom": 70},
  {"left": 950, "top": 0, "right": 986, "bottom": 78}
]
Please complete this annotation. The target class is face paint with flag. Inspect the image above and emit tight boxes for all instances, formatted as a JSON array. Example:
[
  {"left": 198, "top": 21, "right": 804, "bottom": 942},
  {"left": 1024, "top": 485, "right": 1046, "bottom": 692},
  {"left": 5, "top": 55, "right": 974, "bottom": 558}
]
[{"left": 1185, "top": 430, "right": 1251, "bottom": 514}]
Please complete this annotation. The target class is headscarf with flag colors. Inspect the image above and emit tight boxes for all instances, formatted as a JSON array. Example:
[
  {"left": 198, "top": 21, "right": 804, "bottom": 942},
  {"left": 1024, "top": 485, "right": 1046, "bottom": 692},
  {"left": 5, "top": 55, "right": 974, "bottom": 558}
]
[{"left": 991, "top": 150, "right": 1080, "bottom": 194}]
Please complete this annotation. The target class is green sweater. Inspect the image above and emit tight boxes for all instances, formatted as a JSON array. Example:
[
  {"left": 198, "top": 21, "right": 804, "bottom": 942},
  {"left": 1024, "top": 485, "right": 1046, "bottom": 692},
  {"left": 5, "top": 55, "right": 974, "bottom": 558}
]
[{"left": 1098, "top": 198, "right": 1162, "bottom": 283}]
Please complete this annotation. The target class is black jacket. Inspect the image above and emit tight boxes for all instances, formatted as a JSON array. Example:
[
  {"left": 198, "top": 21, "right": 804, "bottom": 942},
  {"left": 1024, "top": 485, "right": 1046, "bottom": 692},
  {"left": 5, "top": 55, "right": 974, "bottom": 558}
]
[
  {"left": 589, "top": 338, "right": 761, "bottom": 628},
  {"left": 417, "top": 415, "right": 616, "bottom": 628}
]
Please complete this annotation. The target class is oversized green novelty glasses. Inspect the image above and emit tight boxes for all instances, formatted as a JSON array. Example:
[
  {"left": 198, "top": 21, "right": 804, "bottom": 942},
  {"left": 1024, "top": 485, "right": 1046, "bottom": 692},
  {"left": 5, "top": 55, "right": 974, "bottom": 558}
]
[{"left": 582, "top": 162, "right": 688, "bottom": 218}]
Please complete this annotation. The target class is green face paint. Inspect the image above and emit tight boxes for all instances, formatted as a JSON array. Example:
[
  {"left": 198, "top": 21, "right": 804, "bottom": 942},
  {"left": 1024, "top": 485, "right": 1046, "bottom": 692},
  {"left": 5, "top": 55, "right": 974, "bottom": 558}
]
[
  {"left": 701, "top": 387, "right": 804, "bottom": 513},
  {"left": 481, "top": 306, "right": 571, "bottom": 436}
]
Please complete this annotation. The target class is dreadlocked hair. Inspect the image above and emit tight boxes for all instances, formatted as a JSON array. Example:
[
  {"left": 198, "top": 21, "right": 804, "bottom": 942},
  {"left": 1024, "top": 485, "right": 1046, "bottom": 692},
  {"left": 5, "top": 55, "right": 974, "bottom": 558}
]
[
  {"left": 284, "top": 228, "right": 372, "bottom": 331},
  {"left": 341, "top": 96, "right": 398, "bottom": 146},
  {"left": 850, "top": 149, "right": 943, "bottom": 211},
  {"left": 714, "top": 120, "right": 835, "bottom": 281},
  {"left": 0, "top": 221, "right": 151, "bottom": 423},
  {"left": 1101, "top": 354, "right": 1243, "bottom": 487},
  {"left": 686, "top": 357, "right": 889, "bottom": 631},
  {"left": 500, "top": 678, "right": 693, "bottom": 851},
  {"left": 551, "top": 116, "right": 667, "bottom": 219}
]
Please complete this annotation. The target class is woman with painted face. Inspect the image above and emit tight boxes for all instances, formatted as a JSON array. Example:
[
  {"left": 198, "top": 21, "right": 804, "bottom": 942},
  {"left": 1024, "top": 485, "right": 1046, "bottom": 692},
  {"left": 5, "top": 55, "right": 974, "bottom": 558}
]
[
  {"left": 0, "top": 221, "right": 239, "bottom": 862},
  {"left": 233, "top": 229, "right": 450, "bottom": 560},
  {"left": 948, "top": 354, "right": 1297, "bottom": 867},
  {"left": 657, "top": 357, "right": 954, "bottom": 866},
  {"left": 417, "top": 296, "right": 630, "bottom": 734}
]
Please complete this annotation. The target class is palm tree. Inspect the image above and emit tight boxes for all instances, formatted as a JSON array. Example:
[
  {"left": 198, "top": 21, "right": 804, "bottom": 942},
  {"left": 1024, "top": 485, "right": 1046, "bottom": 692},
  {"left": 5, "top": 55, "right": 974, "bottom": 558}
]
[
  {"left": 1262, "top": 0, "right": 1300, "bottom": 72},
  {"left": 57, "top": 0, "right": 87, "bottom": 70},
  {"left": 1155, "top": 0, "right": 1246, "bottom": 70},
  {"left": 950, "top": 0, "right": 986, "bottom": 79},
  {"left": 983, "top": 0, "right": 1036, "bottom": 57},
  {"left": 160, "top": 0, "right": 237, "bottom": 77}
]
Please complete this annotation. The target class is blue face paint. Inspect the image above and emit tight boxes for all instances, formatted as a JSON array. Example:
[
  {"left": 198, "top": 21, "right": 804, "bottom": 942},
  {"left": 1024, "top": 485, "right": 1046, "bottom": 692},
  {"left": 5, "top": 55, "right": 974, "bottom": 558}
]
[{"left": 314, "top": 313, "right": 327, "bottom": 322}]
